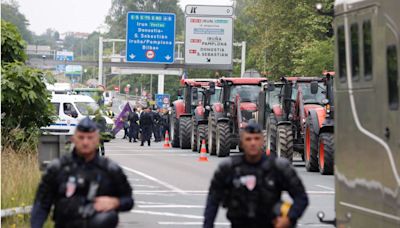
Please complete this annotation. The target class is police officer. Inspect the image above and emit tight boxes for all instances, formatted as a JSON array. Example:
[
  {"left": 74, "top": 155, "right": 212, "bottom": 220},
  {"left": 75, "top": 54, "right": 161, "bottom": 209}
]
[
  {"left": 31, "top": 117, "right": 134, "bottom": 228},
  {"left": 139, "top": 106, "right": 153, "bottom": 146},
  {"left": 152, "top": 108, "right": 162, "bottom": 142},
  {"left": 203, "top": 123, "right": 308, "bottom": 228},
  {"left": 128, "top": 108, "right": 139, "bottom": 143},
  {"left": 93, "top": 110, "right": 107, "bottom": 156}
]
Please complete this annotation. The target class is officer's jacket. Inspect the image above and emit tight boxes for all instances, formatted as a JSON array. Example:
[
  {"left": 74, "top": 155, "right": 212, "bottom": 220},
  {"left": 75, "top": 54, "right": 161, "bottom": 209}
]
[
  {"left": 31, "top": 149, "right": 134, "bottom": 228},
  {"left": 139, "top": 112, "right": 153, "bottom": 128},
  {"left": 204, "top": 155, "right": 308, "bottom": 228}
]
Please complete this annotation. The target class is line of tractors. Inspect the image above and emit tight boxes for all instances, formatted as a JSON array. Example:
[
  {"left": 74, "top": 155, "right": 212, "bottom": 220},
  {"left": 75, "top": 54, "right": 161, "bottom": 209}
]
[{"left": 169, "top": 73, "right": 335, "bottom": 175}]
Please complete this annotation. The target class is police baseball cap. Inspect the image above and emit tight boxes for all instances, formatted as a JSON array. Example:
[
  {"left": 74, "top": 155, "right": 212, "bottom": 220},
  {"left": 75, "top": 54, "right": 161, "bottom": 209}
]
[
  {"left": 76, "top": 117, "right": 98, "bottom": 132},
  {"left": 243, "top": 122, "right": 262, "bottom": 134}
]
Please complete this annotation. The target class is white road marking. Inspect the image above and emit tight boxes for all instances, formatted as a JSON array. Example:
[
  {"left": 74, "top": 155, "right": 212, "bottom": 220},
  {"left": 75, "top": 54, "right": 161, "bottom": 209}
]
[
  {"left": 307, "top": 191, "right": 334, "bottom": 195},
  {"left": 138, "top": 204, "right": 204, "bottom": 209},
  {"left": 131, "top": 210, "right": 203, "bottom": 219},
  {"left": 122, "top": 166, "right": 187, "bottom": 195},
  {"left": 315, "top": 185, "right": 334, "bottom": 191},
  {"left": 108, "top": 153, "right": 197, "bottom": 156},
  {"left": 135, "top": 201, "right": 164, "bottom": 205},
  {"left": 133, "top": 184, "right": 159, "bottom": 189},
  {"left": 158, "top": 222, "right": 229, "bottom": 226},
  {"left": 133, "top": 190, "right": 334, "bottom": 195},
  {"left": 118, "top": 103, "right": 124, "bottom": 112},
  {"left": 298, "top": 224, "right": 333, "bottom": 227}
]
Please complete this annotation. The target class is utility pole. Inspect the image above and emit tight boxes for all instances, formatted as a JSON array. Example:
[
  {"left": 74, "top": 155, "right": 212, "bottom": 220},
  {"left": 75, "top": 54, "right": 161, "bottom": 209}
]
[{"left": 98, "top": 36, "right": 103, "bottom": 85}]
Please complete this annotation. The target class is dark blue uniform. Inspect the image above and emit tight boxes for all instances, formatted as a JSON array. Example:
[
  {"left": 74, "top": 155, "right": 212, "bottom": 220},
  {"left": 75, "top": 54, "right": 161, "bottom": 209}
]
[
  {"left": 31, "top": 149, "right": 134, "bottom": 228},
  {"left": 152, "top": 111, "right": 162, "bottom": 142},
  {"left": 203, "top": 155, "right": 308, "bottom": 228},
  {"left": 128, "top": 112, "right": 139, "bottom": 142},
  {"left": 140, "top": 111, "right": 153, "bottom": 146}
]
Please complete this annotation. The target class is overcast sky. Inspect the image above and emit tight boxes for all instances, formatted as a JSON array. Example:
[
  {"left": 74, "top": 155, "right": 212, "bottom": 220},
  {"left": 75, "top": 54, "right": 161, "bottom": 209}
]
[{"left": 16, "top": 0, "right": 233, "bottom": 35}]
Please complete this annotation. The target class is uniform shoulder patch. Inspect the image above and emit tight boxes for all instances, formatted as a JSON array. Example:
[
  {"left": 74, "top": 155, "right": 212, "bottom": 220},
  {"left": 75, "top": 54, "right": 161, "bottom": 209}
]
[{"left": 274, "top": 157, "right": 291, "bottom": 170}]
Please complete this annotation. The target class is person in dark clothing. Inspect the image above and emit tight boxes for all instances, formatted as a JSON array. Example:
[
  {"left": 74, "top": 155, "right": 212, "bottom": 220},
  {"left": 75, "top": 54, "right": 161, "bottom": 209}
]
[
  {"left": 152, "top": 109, "right": 162, "bottom": 142},
  {"left": 128, "top": 108, "right": 139, "bottom": 143},
  {"left": 31, "top": 117, "right": 134, "bottom": 228},
  {"left": 203, "top": 123, "right": 308, "bottom": 228},
  {"left": 122, "top": 115, "right": 129, "bottom": 139},
  {"left": 160, "top": 109, "right": 170, "bottom": 139},
  {"left": 139, "top": 107, "right": 153, "bottom": 146},
  {"left": 93, "top": 111, "right": 107, "bottom": 156}
]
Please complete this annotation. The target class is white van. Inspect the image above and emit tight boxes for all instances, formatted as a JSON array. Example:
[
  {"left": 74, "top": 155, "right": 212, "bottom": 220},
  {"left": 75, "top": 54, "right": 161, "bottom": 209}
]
[{"left": 42, "top": 94, "right": 114, "bottom": 135}]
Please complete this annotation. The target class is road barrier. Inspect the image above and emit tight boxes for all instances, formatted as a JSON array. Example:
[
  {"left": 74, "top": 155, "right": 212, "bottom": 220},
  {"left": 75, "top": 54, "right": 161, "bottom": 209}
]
[
  {"left": 1, "top": 206, "right": 32, "bottom": 218},
  {"left": 38, "top": 134, "right": 72, "bottom": 170}
]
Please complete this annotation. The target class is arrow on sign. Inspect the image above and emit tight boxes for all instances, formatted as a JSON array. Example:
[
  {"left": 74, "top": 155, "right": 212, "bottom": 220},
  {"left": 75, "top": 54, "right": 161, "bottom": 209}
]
[
  {"left": 129, "top": 54, "right": 136, "bottom": 59},
  {"left": 206, "top": 58, "right": 211, "bottom": 62},
  {"left": 165, "top": 55, "right": 171, "bottom": 61}
]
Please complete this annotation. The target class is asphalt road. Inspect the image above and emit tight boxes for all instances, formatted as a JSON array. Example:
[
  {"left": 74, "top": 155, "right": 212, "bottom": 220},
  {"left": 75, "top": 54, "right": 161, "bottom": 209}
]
[{"left": 105, "top": 134, "right": 335, "bottom": 228}]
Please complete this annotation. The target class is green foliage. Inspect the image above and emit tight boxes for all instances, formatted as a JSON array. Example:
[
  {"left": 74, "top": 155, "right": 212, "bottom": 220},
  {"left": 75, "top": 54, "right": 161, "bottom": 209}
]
[
  {"left": 1, "top": 19, "right": 27, "bottom": 65},
  {"left": 1, "top": 1, "right": 32, "bottom": 42},
  {"left": 1, "top": 63, "right": 55, "bottom": 136},
  {"left": 235, "top": 0, "right": 334, "bottom": 78},
  {"left": 293, "top": 38, "right": 334, "bottom": 75},
  {"left": 105, "top": 0, "right": 184, "bottom": 39}
]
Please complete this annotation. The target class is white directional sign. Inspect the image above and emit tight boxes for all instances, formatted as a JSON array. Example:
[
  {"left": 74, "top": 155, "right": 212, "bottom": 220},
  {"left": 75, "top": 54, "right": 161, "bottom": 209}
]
[{"left": 185, "top": 5, "right": 233, "bottom": 68}]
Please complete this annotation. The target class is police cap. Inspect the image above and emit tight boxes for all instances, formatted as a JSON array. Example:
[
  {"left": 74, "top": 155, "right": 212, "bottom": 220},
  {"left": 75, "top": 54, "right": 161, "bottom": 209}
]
[
  {"left": 76, "top": 117, "right": 98, "bottom": 132},
  {"left": 243, "top": 122, "right": 262, "bottom": 134}
]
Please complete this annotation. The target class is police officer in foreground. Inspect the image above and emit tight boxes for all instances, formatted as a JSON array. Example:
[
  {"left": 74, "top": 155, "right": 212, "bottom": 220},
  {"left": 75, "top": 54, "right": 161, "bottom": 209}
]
[
  {"left": 203, "top": 123, "right": 308, "bottom": 228},
  {"left": 139, "top": 106, "right": 153, "bottom": 146},
  {"left": 31, "top": 117, "right": 134, "bottom": 228}
]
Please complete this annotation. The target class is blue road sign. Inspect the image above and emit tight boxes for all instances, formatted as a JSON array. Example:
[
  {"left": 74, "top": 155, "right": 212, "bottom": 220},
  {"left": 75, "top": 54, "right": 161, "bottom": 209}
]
[
  {"left": 56, "top": 51, "right": 74, "bottom": 61},
  {"left": 126, "top": 12, "right": 176, "bottom": 64},
  {"left": 155, "top": 94, "right": 170, "bottom": 109}
]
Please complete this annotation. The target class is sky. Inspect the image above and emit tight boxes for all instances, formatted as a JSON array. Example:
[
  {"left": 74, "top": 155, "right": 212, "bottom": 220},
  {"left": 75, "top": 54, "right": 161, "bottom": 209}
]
[{"left": 15, "top": 0, "right": 233, "bottom": 35}]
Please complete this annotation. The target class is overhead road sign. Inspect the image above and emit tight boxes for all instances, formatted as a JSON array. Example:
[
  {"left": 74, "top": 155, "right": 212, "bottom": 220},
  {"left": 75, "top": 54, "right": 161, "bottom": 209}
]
[
  {"left": 126, "top": 12, "right": 176, "bottom": 64},
  {"left": 155, "top": 94, "right": 170, "bottom": 109},
  {"left": 56, "top": 51, "right": 74, "bottom": 61},
  {"left": 65, "top": 65, "right": 82, "bottom": 77},
  {"left": 184, "top": 5, "right": 233, "bottom": 69}
]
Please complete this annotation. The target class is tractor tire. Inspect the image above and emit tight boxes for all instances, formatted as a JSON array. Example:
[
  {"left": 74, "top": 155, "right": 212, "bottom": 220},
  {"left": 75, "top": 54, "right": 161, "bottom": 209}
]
[
  {"left": 171, "top": 116, "right": 180, "bottom": 148},
  {"left": 266, "top": 114, "right": 278, "bottom": 156},
  {"left": 304, "top": 115, "right": 319, "bottom": 172},
  {"left": 197, "top": 124, "right": 208, "bottom": 153},
  {"left": 191, "top": 123, "right": 198, "bottom": 152},
  {"left": 318, "top": 133, "right": 334, "bottom": 175},
  {"left": 179, "top": 116, "right": 192, "bottom": 149},
  {"left": 216, "top": 122, "right": 231, "bottom": 157},
  {"left": 276, "top": 124, "right": 294, "bottom": 162},
  {"left": 208, "top": 113, "right": 217, "bottom": 155}
]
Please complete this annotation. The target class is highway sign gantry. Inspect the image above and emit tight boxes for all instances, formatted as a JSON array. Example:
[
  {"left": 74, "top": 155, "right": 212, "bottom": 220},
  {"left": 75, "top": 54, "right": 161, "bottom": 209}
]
[
  {"left": 126, "top": 12, "right": 176, "bottom": 64},
  {"left": 184, "top": 5, "right": 233, "bottom": 69}
]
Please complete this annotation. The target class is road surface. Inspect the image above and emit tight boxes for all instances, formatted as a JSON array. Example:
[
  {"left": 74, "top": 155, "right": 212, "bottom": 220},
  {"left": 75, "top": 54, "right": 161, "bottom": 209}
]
[{"left": 105, "top": 135, "right": 335, "bottom": 228}]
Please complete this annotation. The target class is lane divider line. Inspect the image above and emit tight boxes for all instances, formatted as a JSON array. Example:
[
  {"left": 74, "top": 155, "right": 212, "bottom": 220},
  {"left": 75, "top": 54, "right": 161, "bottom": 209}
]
[
  {"left": 131, "top": 210, "right": 203, "bottom": 219},
  {"left": 121, "top": 165, "right": 187, "bottom": 195}
]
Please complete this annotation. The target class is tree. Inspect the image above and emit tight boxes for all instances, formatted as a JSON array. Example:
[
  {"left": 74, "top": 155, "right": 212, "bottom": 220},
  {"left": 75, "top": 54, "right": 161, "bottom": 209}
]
[
  {"left": 1, "top": 20, "right": 27, "bottom": 65},
  {"left": 1, "top": 1, "right": 32, "bottom": 43}
]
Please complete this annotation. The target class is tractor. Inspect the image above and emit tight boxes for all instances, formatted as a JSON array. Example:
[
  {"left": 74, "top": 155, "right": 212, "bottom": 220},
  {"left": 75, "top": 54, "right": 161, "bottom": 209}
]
[
  {"left": 257, "top": 81, "right": 284, "bottom": 155},
  {"left": 266, "top": 77, "right": 327, "bottom": 162},
  {"left": 170, "top": 79, "right": 216, "bottom": 149},
  {"left": 304, "top": 72, "right": 335, "bottom": 175},
  {"left": 191, "top": 81, "right": 221, "bottom": 152},
  {"left": 208, "top": 77, "right": 267, "bottom": 157}
]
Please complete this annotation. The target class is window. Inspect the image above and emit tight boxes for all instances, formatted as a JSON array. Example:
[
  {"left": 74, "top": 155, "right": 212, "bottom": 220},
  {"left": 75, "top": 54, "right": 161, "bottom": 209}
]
[
  {"left": 63, "top": 103, "right": 77, "bottom": 116},
  {"left": 387, "top": 45, "right": 399, "bottom": 110},
  {"left": 363, "top": 20, "right": 373, "bottom": 79},
  {"left": 337, "top": 26, "right": 347, "bottom": 81},
  {"left": 51, "top": 103, "right": 60, "bottom": 115},
  {"left": 351, "top": 23, "right": 360, "bottom": 79}
]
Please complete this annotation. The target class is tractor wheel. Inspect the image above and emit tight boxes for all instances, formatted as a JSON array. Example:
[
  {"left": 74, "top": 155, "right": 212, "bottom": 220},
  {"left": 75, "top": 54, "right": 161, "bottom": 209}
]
[
  {"left": 276, "top": 124, "right": 294, "bottom": 162},
  {"left": 216, "top": 122, "right": 231, "bottom": 157},
  {"left": 304, "top": 115, "right": 319, "bottom": 172},
  {"left": 197, "top": 124, "right": 208, "bottom": 153},
  {"left": 179, "top": 116, "right": 192, "bottom": 149},
  {"left": 171, "top": 115, "right": 180, "bottom": 148},
  {"left": 191, "top": 123, "right": 198, "bottom": 152},
  {"left": 266, "top": 114, "right": 278, "bottom": 156},
  {"left": 208, "top": 113, "right": 217, "bottom": 155},
  {"left": 318, "top": 133, "right": 334, "bottom": 175}
]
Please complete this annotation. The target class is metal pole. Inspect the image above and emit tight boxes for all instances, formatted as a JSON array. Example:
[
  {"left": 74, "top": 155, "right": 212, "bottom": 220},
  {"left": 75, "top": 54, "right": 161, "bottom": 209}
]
[
  {"left": 112, "top": 42, "right": 115, "bottom": 55},
  {"left": 98, "top": 36, "right": 103, "bottom": 85},
  {"left": 157, "top": 74, "right": 165, "bottom": 94},
  {"left": 118, "top": 75, "right": 121, "bottom": 95},
  {"left": 150, "top": 74, "right": 153, "bottom": 96},
  {"left": 241, "top": 41, "right": 246, "bottom": 78}
]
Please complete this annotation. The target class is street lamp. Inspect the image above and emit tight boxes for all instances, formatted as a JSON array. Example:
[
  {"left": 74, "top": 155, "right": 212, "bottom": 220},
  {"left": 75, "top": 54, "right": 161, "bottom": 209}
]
[{"left": 315, "top": 3, "right": 323, "bottom": 11}]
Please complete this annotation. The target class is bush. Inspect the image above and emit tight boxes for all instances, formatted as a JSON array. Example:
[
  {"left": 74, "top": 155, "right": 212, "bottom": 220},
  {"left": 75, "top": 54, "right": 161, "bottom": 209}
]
[{"left": 1, "top": 19, "right": 27, "bottom": 65}]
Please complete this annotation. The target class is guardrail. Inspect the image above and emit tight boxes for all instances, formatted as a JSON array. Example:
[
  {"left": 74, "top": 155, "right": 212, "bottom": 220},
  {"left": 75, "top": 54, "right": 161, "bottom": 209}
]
[{"left": 1, "top": 206, "right": 32, "bottom": 218}]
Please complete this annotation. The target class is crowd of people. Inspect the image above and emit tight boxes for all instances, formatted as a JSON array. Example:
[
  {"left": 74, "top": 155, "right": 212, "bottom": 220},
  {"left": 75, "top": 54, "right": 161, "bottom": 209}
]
[{"left": 122, "top": 106, "right": 170, "bottom": 146}]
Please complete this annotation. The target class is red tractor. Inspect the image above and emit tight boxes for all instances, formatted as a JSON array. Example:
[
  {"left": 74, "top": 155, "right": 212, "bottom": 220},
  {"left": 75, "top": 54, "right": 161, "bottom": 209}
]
[
  {"left": 208, "top": 77, "right": 267, "bottom": 157},
  {"left": 266, "top": 77, "right": 327, "bottom": 163},
  {"left": 170, "top": 79, "right": 216, "bottom": 149},
  {"left": 304, "top": 72, "right": 335, "bottom": 175},
  {"left": 191, "top": 81, "right": 221, "bottom": 152}
]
